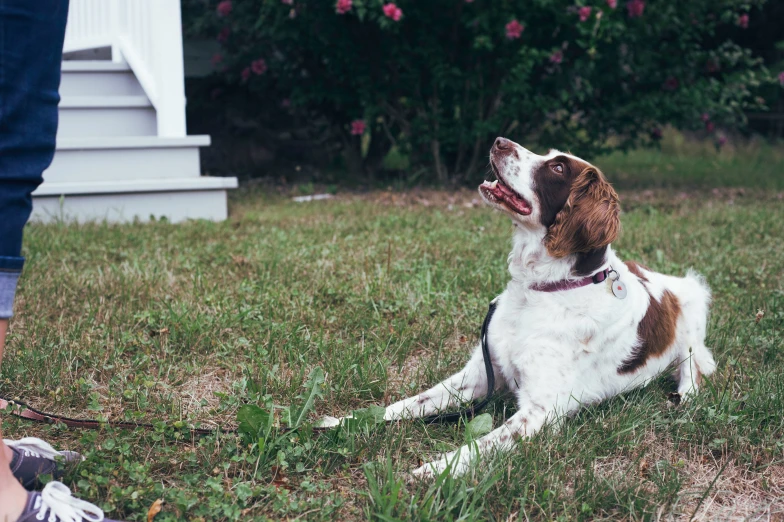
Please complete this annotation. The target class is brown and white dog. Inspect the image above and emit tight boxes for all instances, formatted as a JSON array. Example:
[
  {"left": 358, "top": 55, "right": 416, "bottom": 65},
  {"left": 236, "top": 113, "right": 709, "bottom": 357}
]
[{"left": 326, "top": 138, "right": 716, "bottom": 477}]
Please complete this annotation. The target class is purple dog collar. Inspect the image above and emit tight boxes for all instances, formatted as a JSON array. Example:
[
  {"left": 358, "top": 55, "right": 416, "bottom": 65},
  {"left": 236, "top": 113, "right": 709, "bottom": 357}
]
[{"left": 531, "top": 269, "right": 609, "bottom": 293}]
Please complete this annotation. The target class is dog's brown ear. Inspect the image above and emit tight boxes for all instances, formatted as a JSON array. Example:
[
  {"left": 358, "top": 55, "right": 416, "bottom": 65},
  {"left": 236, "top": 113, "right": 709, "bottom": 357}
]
[{"left": 544, "top": 167, "right": 620, "bottom": 258}]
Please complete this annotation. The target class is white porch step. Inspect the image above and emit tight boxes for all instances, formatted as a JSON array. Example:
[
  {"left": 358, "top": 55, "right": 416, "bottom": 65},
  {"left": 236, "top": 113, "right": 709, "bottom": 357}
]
[
  {"left": 59, "top": 96, "right": 157, "bottom": 137},
  {"left": 60, "top": 61, "right": 145, "bottom": 97},
  {"left": 31, "top": 177, "right": 238, "bottom": 223},
  {"left": 46, "top": 136, "right": 210, "bottom": 183},
  {"left": 34, "top": 176, "right": 237, "bottom": 196},
  {"left": 43, "top": 54, "right": 237, "bottom": 224}
]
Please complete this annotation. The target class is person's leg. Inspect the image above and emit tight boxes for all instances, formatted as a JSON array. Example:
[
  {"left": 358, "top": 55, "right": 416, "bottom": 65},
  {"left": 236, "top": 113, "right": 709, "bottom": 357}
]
[
  {"left": 0, "top": 319, "right": 7, "bottom": 369},
  {"left": 0, "top": 0, "right": 69, "bottom": 519},
  {"left": 0, "top": 319, "right": 28, "bottom": 520},
  {"left": 0, "top": 317, "right": 15, "bottom": 466}
]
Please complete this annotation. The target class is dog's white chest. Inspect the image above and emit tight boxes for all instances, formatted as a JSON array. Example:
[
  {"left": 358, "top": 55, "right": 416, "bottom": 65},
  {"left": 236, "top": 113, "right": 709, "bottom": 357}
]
[{"left": 487, "top": 291, "right": 629, "bottom": 395}]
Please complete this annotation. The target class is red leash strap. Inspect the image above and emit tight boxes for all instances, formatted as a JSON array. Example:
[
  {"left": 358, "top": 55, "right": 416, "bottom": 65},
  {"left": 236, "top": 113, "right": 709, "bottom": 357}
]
[
  {"left": 0, "top": 396, "right": 224, "bottom": 436},
  {"left": 0, "top": 396, "right": 336, "bottom": 435}
]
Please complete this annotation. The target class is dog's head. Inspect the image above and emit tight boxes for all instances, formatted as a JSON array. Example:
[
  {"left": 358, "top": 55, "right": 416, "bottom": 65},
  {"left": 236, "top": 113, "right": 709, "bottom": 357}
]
[{"left": 479, "top": 137, "right": 620, "bottom": 258}]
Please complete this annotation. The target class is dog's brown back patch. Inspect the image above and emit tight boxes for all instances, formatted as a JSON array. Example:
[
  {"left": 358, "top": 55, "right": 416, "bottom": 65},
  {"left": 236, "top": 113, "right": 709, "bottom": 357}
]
[
  {"left": 624, "top": 260, "right": 650, "bottom": 282},
  {"left": 618, "top": 289, "right": 681, "bottom": 374}
]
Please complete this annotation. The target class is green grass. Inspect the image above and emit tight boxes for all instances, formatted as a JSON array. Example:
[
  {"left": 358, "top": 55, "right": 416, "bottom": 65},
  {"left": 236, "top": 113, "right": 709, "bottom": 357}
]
[
  {"left": 598, "top": 130, "right": 784, "bottom": 190},
  {"left": 1, "top": 147, "right": 783, "bottom": 520}
]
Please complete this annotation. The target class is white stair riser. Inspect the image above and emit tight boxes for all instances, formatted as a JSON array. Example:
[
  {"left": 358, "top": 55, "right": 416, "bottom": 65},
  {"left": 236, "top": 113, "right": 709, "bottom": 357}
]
[
  {"left": 31, "top": 190, "right": 230, "bottom": 223},
  {"left": 59, "top": 106, "right": 157, "bottom": 137},
  {"left": 48, "top": 55, "right": 234, "bottom": 223},
  {"left": 60, "top": 70, "right": 145, "bottom": 97},
  {"left": 46, "top": 146, "right": 202, "bottom": 182}
]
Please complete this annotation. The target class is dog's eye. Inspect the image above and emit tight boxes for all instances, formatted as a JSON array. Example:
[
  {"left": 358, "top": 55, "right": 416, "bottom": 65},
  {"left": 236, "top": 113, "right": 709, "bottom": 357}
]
[{"left": 551, "top": 163, "right": 564, "bottom": 174}]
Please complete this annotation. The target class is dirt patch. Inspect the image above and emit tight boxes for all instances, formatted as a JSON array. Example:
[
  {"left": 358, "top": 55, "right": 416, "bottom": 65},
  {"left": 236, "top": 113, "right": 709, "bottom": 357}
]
[
  {"left": 178, "top": 367, "right": 236, "bottom": 429},
  {"left": 593, "top": 430, "right": 784, "bottom": 521},
  {"left": 271, "top": 186, "right": 784, "bottom": 212},
  {"left": 362, "top": 187, "right": 784, "bottom": 210},
  {"left": 384, "top": 349, "right": 432, "bottom": 403},
  {"left": 384, "top": 332, "right": 476, "bottom": 404},
  {"left": 348, "top": 188, "right": 484, "bottom": 210}
]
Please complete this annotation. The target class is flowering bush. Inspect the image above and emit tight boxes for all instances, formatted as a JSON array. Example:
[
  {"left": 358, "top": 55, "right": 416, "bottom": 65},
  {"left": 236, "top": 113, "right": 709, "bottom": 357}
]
[{"left": 186, "top": 0, "right": 773, "bottom": 181}]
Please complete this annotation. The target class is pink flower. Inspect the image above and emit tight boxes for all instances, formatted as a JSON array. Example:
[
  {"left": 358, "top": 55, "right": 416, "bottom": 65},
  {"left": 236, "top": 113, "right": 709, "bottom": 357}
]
[
  {"left": 737, "top": 14, "right": 749, "bottom": 28},
  {"left": 382, "top": 3, "right": 403, "bottom": 21},
  {"left": 549, "top": 50, "right": 564, "bottom": 64},
  {"left": 281, "top": 0, "right": 293, "bottom": 4},
  {"left": 216, "top": 0, "right": 232, "bottom": 17},
  {"left": 251, "top": 59, "right": 267, "bottom": 75},
  {"left": 505, "top": 19, "right": 524, "bottom": 39},
  {"left": 241, "top": 67, "right": 250, "bottom": 81},
  {"left": 578, "top": 6, "right": 592, "bottom": 22},
  {"left": 700, "top": 113, "right": 710, "bottom": 123},
  {"left": 336, "top": 0, "right": 352, "bottom": 14},
  {"left": 705, "top": 121, "right": 715, "bottom": 133},
  {"left": 350, "top": 120, "right": 366, "bottom": 135},
  {"left": 626, "top": 0, "right": 644, "bottom": 18},
  {"left": 217, "top": 26, "right": 230, "bottom": 43},
  {"left": 607, "top": 0, "right": 617, "bottom": 8},
  {"left": 779, "top": 71, "right": 784, "bottom": 86},
  {"left": 717, "top": 135, "right": 727, "bottom": 147},
  {"left": 663, "top": 76, "right": 679, "bottom": 91},
  {"left": 211, "top": 53, "right": 223, "bottom": 66}
]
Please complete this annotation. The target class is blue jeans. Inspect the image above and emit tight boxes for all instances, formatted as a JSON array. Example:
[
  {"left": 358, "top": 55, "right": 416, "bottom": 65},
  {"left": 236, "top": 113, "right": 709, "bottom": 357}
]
[{"left": 0, "top": 0, "right": 69, "bottom": 318}]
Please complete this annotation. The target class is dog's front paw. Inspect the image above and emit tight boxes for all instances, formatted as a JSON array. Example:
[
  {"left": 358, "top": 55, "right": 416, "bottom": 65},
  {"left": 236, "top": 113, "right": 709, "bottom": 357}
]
[
  {"left": 315, "top": 416, "right": 341, "bottom": 428},
  {"left": 411, "top": 459, "right": 446, "bottom": 479},
  {"left": 315, "top": 415, "right": 354, "bottom": 428},
  {"left": 412, "top": 453, "right": 470, "bottom": 479}
]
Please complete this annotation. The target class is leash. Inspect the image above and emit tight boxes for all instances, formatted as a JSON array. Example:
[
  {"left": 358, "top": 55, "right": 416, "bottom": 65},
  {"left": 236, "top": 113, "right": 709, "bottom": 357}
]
[
  {"left": 0, "top": 397, "right": 228, "bottom": 436},
  {"left": 0, "top": 301, "right": 498, "bottom": 435}
]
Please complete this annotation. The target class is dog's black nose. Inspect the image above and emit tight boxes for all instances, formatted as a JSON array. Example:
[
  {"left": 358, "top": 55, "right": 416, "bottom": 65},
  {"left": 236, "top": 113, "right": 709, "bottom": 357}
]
[{"left": 494, "top": 137, "right": 512, "bottom": 151}]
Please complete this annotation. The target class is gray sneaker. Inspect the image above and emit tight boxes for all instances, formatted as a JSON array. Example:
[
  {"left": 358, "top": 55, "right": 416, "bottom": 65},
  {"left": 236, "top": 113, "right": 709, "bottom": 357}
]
[
  {"left": 16, "top": 482, "right": 123, "bottom": 522},
  {"left": 5, "top": 437, "right": 83, "bottom": 490}
]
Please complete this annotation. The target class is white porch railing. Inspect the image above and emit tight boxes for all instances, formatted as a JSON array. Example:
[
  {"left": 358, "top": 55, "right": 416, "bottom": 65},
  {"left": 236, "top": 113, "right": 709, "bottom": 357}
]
[{"left": 63, "top": 0, "right": 187, "bottom": 137}]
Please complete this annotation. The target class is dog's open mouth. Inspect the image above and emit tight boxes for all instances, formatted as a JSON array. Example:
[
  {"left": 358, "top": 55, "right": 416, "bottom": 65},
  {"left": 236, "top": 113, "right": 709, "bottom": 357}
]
[{"left": 479, "top": 166, "right": 532, "bottom": 216}]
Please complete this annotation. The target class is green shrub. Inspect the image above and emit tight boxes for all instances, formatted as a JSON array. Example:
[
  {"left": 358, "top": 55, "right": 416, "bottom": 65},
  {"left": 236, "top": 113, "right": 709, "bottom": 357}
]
[{"left": 185, "top": 0, "right": 774, "bottom": 182}]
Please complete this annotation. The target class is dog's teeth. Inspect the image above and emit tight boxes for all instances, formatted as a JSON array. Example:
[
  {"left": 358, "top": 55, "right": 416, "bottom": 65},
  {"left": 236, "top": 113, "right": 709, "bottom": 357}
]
[{"left": 490, "top": 180, "right": 498, "bottom": 189}]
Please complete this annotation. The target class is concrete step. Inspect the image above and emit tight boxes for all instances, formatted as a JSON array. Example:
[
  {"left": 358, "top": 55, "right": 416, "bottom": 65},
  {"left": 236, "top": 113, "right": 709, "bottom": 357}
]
[
  {"left": 60, "top": 61, "right": 145, "bottom": 97},
  {"left": 47, "top": 136, "right": 210, "bottom": 183},
  {"left": 32, "top": 177, "right": 239, "bottom": 223},
  {"left": 48, "top": 60, "right": 235, "bottom": 224},
  {"left": 58, "top": 96, "right": 157, "bottom": 137},
  {"left": 34, "top": 176, "right": 237, "bottom": 196}
]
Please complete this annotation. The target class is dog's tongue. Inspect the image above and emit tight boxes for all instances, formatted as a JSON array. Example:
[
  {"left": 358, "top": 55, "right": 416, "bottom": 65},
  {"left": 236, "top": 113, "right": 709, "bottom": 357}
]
[
  {"left": 481, "top": 180, "right": 532, "bottom": 215},
  {"left": 504, "top": 192, "right": 532, "bottom": 215}
]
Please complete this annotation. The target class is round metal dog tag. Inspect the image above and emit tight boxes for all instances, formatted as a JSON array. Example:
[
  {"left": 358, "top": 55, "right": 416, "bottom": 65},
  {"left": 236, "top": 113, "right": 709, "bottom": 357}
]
[{"left": 611, "top": 280, "right": 627, "bottom": 299}]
